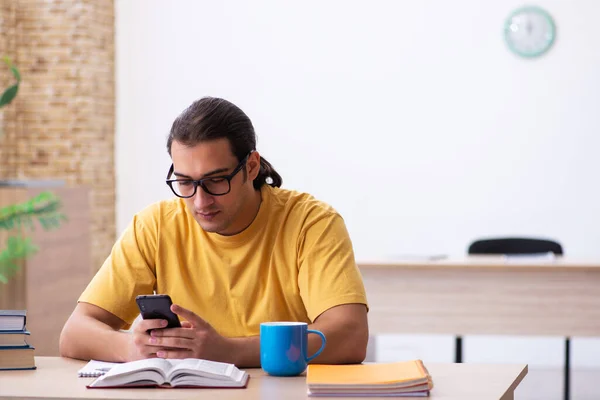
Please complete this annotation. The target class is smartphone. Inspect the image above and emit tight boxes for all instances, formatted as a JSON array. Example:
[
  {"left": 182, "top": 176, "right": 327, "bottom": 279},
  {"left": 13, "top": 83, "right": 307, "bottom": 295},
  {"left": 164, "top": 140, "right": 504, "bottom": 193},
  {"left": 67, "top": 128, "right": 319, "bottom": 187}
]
[{"left": 135, "top": 294, "right": 182, "bottom": 329}]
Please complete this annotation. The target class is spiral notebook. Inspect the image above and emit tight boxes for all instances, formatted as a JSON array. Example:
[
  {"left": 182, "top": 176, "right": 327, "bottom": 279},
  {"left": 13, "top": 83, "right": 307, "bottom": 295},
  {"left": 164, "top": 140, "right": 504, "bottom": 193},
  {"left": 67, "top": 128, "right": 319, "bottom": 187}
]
[{"left": 77, "top": 360, "right": 118, "bottom": 377}]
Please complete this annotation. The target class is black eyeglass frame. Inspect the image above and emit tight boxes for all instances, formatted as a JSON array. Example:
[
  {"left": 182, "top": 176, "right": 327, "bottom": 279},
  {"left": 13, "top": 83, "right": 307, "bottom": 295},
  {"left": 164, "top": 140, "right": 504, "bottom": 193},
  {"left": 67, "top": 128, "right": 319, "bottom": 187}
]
[{"left": 165, "top": 151, "right": 253, "bottom": 198}]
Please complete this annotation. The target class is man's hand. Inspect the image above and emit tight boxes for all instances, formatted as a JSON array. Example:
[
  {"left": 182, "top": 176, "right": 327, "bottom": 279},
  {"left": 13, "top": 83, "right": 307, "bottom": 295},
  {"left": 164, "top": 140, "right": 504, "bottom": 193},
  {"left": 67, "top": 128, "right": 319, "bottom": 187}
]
[
  {"left": 129, "top": 318, "right": 172, "bottom": 361},
  {"left": 145, "top": 304, "right": 234, "bottom": 362}
]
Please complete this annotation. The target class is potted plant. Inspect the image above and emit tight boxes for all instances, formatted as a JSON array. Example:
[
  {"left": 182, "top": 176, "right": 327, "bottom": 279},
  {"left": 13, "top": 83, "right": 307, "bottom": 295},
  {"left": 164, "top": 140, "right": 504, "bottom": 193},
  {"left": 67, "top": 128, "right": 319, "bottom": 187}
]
[{"left": 0, "top": 57, "right": 66, "bottom": 284}]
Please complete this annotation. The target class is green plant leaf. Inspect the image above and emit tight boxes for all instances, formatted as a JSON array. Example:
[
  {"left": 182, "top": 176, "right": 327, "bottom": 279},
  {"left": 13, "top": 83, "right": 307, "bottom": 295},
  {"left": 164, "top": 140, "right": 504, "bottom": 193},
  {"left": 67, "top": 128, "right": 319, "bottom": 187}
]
[
  {"left": 39, "top": 218, "right": 49, "bottom": 230},
  {"left": 10, "top": 65, "right": 21, "bottom": 82},
  {"left": 6, "top": 261, "right": 19, "bottom": 270},
  {"left": 0, "top": 191, "right": 65, "bottom": 286},
  {"left": 1, "top": 56, "right": 20, "bottom": 108},
  {"left": 3, "top": 236, "right": 37, "bottom": 259},
  {"left": 0, "top": 84, "right": 18, "bottom": 108},
  {"left": 0, "top": 191, "right": 66, "bottom": 233},
  {"left": 2, "top": 56, "right": 19, "bottom": 81},
  {"left": 0, "top": 236, "right": 37, "bottom": 284}
]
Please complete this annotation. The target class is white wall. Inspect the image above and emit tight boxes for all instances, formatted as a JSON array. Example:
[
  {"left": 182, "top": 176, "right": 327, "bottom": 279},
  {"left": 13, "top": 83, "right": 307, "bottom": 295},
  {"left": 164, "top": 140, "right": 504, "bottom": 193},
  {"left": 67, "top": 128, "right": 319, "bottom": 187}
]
[
  {"left": 116, "top": 0, "right": 600, "bottom": 261},
  {"left": 115, "top": 0, "right": 600, "bottom": 377}
]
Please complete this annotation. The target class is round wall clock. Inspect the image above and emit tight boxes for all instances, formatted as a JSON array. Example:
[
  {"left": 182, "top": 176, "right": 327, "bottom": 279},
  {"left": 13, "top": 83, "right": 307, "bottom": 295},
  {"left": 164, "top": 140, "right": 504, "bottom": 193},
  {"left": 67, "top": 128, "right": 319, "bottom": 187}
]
[{"left": 504, "top": 6, "right": 556, "bottom": 58}]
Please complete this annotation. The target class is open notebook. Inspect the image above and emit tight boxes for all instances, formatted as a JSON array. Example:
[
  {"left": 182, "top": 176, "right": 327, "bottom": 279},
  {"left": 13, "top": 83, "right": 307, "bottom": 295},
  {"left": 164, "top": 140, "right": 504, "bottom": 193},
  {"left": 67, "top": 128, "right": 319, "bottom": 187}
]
[{"left": 307, "top": 360, "right": 434, "bottom": 397}]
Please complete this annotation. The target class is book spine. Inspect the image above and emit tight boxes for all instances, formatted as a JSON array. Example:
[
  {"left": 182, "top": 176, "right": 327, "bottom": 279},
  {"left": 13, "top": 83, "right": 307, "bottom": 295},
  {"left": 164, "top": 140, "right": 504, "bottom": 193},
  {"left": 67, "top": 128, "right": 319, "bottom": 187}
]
[
  {"left": 0, "top": 366, "right": 37, "bottom": 371},
  {"left": 0, "top": 344, "right": 35, "bottom": 350},
  {"left": 0, "top": 345, "right": 31, "bottom": 349}
]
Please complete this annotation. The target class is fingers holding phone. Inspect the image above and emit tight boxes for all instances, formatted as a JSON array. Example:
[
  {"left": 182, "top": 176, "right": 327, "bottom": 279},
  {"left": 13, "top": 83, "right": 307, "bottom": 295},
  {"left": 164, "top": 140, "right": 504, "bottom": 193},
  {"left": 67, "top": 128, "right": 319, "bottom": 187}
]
[
  {"left": 135, "top": 294, "right": 181, "bottom": 330},
  {"left": 126, "top": 294, "right": 183, "bottom": 361},
  {"left": 148, "top": 303, "right": 235, "bottom": 361}
]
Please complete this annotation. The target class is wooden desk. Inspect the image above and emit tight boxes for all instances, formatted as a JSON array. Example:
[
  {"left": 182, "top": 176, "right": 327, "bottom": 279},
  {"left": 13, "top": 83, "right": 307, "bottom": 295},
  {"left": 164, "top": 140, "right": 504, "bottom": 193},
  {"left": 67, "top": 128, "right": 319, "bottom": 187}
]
[
  {"left": 0, "top": 357, "right": 527, "bottom": 400},
  {"left": 359, "top": 256, "right": 600, "bottom": 336}
]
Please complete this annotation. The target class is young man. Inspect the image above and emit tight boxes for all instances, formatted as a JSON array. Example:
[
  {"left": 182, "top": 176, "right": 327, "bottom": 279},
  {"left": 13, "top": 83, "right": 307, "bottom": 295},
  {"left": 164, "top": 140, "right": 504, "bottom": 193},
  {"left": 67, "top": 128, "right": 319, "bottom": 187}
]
[{"left": 60, "top": 97, "right": 369, "bottom": 367}]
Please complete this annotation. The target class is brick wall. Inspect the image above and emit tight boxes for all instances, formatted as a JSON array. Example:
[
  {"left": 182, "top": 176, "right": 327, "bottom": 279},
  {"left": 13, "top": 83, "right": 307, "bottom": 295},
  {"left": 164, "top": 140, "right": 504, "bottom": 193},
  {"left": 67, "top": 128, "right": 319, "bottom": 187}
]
[
  {"left": 0, "top": 1, "right": 17, "bottom": 170},
  {"left": 0, "top": 0, "right": 115, "bottom": 272}
]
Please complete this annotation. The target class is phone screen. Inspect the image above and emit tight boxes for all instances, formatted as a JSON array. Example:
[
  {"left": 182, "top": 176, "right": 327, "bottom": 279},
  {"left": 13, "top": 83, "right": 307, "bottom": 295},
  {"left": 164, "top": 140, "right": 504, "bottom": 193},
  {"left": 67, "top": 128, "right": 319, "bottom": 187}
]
[{"left": 135, "top": 294, "right": 181, "bottom": 329}]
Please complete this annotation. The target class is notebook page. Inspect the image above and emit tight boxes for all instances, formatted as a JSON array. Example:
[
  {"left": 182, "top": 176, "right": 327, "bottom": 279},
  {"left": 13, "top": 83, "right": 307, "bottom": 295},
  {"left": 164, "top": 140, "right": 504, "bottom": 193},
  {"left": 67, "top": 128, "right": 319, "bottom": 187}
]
[{"left": 77, "top": 360, "right": 119, "bottom": 377}]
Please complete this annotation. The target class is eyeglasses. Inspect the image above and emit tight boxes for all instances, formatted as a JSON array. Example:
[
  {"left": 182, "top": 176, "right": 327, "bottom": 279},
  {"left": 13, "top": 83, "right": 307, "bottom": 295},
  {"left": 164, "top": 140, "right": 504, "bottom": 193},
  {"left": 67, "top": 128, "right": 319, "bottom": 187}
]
[{"left": 166, "top": 152, "right": 252, "bottom": 198}]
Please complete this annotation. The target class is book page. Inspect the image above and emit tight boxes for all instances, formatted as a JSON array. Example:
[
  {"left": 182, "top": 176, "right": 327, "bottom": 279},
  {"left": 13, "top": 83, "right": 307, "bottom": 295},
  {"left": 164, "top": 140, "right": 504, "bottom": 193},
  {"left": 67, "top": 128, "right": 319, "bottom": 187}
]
[
  {"left": 89, "top": 358, "right": 172, "bottom": 387},
  {"left": 170, "top": 374, "right": 247, "bottom": 388},
  {"left": 168, "top": 359, "right": 235, "bottom": 381}
]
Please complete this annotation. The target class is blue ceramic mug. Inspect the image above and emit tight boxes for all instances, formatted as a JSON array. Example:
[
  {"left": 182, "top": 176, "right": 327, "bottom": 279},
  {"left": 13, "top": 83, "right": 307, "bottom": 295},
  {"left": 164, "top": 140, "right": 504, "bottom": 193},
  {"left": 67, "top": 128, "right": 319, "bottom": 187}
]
[{"left": 260, "top": 322, "right": 326, "bottom": 376}]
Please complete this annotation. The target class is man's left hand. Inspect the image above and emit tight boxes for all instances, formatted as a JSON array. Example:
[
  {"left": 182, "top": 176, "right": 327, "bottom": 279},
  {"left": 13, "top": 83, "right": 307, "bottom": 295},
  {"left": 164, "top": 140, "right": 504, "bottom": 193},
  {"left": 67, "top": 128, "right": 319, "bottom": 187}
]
[{"left": 147, "top": 304, "right": 234, "bottom": 362}]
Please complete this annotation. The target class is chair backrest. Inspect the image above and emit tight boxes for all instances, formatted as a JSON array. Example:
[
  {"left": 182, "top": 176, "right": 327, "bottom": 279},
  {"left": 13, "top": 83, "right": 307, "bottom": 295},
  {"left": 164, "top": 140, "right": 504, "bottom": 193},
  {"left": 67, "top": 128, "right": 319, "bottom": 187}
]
[{"left": 468, "top": 237, "right": 563, "bottom": 255}]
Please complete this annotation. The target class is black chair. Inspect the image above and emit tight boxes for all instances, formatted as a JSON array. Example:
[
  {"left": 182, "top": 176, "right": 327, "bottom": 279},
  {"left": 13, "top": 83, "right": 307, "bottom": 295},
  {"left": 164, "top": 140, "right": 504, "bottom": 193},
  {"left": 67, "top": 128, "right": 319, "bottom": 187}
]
[
  {"left": 461, "top": 237, "right": 569, "bottom": 400},
  {"left": 468, "top": 238, "right": 563, "bottom": 256}
]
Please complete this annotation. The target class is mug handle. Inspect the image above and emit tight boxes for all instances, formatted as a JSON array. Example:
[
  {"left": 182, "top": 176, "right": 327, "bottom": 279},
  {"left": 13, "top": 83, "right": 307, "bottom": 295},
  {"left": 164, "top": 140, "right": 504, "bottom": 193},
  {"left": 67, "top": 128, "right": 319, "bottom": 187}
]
[{"left": 306, "top": 329, "right": 326, "bottom": 362}]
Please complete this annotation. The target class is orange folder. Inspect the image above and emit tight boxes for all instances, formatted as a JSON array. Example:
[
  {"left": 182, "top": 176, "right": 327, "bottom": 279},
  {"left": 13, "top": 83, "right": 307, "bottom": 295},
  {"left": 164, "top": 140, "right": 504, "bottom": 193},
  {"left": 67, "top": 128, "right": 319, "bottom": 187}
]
[{"left": 306, "top": 360, "right": 433, "bottom": 396}]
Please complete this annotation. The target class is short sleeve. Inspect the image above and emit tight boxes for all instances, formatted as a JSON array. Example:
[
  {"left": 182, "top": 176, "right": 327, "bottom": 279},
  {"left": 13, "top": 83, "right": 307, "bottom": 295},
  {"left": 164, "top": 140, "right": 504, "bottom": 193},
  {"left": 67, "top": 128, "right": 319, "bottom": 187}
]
[
  {"left": 297, "top": 213, "right": 368, "bottom": 322},
  {"left": 78, "top": 207, "right": 158, "bottom": 328}
]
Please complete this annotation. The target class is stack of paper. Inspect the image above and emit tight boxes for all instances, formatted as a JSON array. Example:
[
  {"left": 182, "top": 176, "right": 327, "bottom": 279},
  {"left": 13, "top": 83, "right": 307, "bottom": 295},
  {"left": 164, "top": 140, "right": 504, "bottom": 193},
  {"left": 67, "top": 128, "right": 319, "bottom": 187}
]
[{"left": 307, "top": 360, "right": 434, "bottom": 397}]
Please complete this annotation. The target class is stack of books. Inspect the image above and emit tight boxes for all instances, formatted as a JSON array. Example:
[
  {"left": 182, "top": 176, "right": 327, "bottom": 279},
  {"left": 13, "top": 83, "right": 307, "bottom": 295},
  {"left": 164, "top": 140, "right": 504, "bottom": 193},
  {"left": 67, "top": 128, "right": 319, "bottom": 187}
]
[
  {"left": 0, "top": 310, "right": 36, "bottom": 370},
  {"left": 307, "top": 360, "right": 434, "bottom": 397}
]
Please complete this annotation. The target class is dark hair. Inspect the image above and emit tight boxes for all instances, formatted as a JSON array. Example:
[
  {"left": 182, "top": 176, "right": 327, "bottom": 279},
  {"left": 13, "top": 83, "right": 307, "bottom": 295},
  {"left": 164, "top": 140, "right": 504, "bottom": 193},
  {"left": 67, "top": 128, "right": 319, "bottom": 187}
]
[{"left": 167, "top": 97, "right": 282, "bottom": 189}]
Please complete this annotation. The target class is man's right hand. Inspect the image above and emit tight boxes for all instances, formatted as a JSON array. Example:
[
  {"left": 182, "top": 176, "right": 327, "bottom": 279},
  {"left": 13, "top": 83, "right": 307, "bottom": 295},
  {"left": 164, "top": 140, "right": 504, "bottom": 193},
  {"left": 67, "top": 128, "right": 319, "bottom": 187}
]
[{"left": 128, "top": 318, "right": 169, "bottom": 361}]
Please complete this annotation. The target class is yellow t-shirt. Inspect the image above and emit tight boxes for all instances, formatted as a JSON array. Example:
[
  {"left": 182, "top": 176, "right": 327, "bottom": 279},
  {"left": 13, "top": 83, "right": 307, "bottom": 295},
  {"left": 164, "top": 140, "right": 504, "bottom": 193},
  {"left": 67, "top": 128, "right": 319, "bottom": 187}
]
[{"left": 79, "top": 185, "right": 368, "bottom": 337}]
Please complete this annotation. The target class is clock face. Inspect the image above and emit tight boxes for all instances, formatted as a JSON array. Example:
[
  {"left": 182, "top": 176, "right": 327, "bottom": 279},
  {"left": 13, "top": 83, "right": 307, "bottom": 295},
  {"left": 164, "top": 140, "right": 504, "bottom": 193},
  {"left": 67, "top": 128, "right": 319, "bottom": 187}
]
[{"left": 504, "top": 6, "right": 556, "bottom": 58}]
